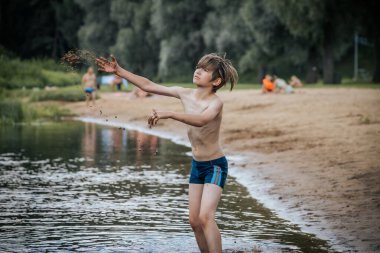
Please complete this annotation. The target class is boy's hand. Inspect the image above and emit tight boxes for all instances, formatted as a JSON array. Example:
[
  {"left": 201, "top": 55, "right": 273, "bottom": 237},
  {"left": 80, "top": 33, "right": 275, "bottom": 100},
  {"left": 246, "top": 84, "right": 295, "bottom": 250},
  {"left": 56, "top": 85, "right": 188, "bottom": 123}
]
[
  {"left": 148, "top": 109, "right": 172, "bottom": 128},
  {"left": 96, "top": 55, "right": 119, "bottom": 73}
]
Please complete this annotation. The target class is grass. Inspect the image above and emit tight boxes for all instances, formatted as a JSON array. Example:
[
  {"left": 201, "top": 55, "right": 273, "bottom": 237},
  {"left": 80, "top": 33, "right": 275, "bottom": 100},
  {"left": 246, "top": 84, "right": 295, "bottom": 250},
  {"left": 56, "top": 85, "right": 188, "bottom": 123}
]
[
  {"left": 0, "top": 55, "right": 81, "bottom": 89},
  {"left": 30, "top": 88, "right": 87, "bottom": 102},
  {"left": 0, "top": 98, "right": 74, "bottom": 125}
]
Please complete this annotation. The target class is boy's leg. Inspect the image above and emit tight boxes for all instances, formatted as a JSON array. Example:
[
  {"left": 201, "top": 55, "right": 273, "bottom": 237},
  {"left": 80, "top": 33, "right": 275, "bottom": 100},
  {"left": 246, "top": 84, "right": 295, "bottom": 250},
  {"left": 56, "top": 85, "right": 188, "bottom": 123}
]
[
  {"left": 85, "top": 92, "right": 90, "bottom": 106},
  {"left": 199, "top": 184, "right": 223, "bottom": 253},
  {"left": 91, "top": 92, "right": 96, "bottom": 105},
  {"left": 189, "top": 184, "right": 209, "bottom": 253}
]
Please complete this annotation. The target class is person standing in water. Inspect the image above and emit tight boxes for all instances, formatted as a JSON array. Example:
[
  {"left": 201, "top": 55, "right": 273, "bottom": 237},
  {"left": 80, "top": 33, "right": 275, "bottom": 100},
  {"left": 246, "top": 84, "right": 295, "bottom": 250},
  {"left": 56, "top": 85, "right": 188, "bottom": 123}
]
[
  {"left": 96, "top": 53, "right": 238, "bottom": 252},
  {"left": 82, "top": 67, "right": 97, "bottom": 106}
]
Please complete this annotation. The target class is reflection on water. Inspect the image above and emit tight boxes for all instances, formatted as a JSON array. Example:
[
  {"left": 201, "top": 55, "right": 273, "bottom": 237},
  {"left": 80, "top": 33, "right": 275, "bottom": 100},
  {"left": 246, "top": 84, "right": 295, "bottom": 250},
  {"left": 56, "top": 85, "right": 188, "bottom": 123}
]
[{"left": 0, "top": 121, "right": 336, "bottom": 252}]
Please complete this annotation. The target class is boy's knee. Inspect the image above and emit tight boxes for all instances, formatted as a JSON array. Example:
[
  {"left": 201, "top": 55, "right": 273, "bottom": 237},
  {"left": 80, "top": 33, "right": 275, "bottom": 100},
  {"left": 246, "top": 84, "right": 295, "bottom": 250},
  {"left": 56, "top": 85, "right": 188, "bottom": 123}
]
[
  {"left": 199, "top": 212, "right": 213, "bottom": 227},
  {"left": 189, "top": 216, "right": 201, "bottom": 229}
]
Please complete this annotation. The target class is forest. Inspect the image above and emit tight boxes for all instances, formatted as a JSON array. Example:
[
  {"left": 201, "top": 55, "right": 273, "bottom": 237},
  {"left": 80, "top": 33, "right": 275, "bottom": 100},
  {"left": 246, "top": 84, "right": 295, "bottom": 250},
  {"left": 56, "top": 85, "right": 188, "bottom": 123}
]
[{"left": 0, "top": 0, "right": 379, "bottom": 84}]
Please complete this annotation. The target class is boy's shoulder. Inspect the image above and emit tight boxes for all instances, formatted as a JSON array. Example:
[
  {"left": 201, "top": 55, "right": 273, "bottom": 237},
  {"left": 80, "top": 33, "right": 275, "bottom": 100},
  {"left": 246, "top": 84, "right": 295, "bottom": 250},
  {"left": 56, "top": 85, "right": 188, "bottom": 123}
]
[{"left": 212, "top": 94, "right": 223, "bottom": 107}]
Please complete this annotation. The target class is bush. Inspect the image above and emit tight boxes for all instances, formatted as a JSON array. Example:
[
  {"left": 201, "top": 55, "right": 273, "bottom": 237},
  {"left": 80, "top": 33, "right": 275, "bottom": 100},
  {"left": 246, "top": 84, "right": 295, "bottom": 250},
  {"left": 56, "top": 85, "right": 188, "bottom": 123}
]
[
  {"left": 41, "top": 70, "right": 80, "bottom": 87},
  {"left": 0, "top": 98, "right": 74, "bottom": 124},
  {"left": 30, "top": 89, "right": 86, "bottom": 102},
  {"left": 0, "top": 99, "right": 23, "bottom": 123},
  {"left": 0, "top": 55, "right": 81, "bottom": 89}
]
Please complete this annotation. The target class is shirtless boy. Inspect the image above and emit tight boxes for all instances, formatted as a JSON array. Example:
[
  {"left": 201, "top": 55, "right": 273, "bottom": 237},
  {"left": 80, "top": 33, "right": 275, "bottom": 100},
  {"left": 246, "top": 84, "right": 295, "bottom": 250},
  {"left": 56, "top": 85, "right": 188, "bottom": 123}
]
[
  {"left": 82, "top": 67, "right": 97, "bottom": 106},
  {"left": 96, "top": 53, "right": 238, "bottom": 252}
]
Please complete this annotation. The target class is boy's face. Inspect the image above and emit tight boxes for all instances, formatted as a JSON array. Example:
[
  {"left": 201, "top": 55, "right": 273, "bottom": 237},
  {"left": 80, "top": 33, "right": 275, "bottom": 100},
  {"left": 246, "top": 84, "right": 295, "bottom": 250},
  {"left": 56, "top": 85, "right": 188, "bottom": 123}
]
[{"left": 193, "top": 67, "right": 214, "bottom": 87}]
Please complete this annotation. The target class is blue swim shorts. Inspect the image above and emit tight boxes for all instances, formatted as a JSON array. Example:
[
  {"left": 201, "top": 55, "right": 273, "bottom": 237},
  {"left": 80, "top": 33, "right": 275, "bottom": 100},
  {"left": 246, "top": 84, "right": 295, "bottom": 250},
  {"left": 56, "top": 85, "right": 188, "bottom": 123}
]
[
  {"left": 189, "top": 156, "right": 228, "bottom": 189},
  {"left": 84, "top": 87, "right": 95, "bottom": 93}
]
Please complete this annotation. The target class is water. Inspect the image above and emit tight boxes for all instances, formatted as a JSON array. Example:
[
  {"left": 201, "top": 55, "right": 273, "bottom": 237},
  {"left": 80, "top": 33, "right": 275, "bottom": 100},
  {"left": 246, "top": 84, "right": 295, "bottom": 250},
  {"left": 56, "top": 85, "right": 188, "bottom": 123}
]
[{"left": 0, "top": 121, "right": 336, "bottom": 252}]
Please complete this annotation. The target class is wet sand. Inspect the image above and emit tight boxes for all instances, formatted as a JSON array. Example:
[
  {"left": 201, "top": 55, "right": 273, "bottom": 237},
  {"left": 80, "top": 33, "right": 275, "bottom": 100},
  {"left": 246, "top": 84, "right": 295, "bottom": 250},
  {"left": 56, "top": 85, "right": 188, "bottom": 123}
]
[{"left": 64, "top": 88, "right": 380, "bottom": 252}]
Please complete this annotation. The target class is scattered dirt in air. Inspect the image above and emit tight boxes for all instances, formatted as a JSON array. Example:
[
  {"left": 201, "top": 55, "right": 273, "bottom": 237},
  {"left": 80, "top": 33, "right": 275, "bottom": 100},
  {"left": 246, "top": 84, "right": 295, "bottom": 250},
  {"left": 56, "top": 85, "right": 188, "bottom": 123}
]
[{"left": 61, "top": 49, "right": 99, "bottom": 70}]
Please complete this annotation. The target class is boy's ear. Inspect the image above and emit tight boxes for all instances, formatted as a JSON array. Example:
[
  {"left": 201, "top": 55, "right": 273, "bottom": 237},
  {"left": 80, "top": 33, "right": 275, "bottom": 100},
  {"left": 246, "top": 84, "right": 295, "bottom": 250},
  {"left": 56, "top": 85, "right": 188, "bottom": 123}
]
[{"left": 212, "top": 78, "right": 222, "bottom": 87}]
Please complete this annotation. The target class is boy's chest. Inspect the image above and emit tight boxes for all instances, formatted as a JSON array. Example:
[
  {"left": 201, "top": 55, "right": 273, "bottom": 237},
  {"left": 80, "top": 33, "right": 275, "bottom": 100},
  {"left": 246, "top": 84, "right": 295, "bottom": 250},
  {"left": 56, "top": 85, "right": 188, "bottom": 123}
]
[{"left": 181, "top": 97, "right": 209, "bottom": 114}]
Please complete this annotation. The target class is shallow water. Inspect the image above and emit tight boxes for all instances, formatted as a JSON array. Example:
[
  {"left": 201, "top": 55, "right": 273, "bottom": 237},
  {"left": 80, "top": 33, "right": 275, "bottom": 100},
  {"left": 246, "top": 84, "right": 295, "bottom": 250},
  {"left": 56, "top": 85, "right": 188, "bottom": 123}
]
[{"left": 0, "top": 121, "right": 336, "bottom": 252}]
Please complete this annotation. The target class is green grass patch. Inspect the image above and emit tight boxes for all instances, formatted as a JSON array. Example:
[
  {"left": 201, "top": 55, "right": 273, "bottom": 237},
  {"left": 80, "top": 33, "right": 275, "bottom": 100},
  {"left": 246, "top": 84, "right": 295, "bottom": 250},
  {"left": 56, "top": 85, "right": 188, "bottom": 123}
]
[
  {"left": 0, "top": 55, "right": 81, "bottom": 89},
  {"left": 0, "top": 99, "right": 23, "bottom": 124},
  {"left": 30, "top": 89, "right": 86, "bottom": 102},
  {"left": 0, "top": 98, "right": 74, "bottom": 125},
  {"left": 29, "top": 85, "right": 100, "bottom": 102}
]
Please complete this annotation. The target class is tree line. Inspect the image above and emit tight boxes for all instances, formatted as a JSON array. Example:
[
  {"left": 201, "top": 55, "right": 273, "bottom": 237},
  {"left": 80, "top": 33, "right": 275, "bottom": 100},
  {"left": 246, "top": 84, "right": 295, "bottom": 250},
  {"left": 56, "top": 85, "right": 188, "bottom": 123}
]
[{"left": 1, "top": 0, "right": 379, "bottom": 83}]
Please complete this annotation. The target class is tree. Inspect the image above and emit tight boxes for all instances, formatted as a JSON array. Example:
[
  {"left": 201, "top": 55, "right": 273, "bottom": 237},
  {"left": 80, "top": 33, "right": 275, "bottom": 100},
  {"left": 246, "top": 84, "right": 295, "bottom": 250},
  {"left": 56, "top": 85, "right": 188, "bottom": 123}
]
[
  {"left": 238, "top": 0, "right": 309, "bottom": 81},
  {"left": 0, "top": 0, "right": 83, "bottom": 59},
  {"left": 263, "top": 0, "right": 354, "bottom": 84},
  {"left": 75, "top": 0, "right": 117, "bottom": 56},
  {"left": 109, "top": 0, "right": 159, "bottom": 78},
  {"left": 151, "top": 0, "right": 209, "bottom": 81},
  {"left": 201, "top": 0, "right": 254, "bottom": 80},
  {"left": 354, "top": 0, "right": 380, "bottom": 82}
]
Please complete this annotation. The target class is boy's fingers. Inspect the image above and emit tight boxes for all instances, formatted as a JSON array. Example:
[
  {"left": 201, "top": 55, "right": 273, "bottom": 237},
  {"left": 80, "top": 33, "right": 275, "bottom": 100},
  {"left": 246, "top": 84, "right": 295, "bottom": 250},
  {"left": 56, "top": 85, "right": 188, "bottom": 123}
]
[
  {"left": 149, "top": 117, "right": 155, "bottom": 128},
  {"left": 99, "top": 57, "right": 108, "bottom": 63},
  {"left": 96, "top": 58, "right": 106, "bottom": 64},
  {"left": 148, "top": 115, "right": 154, "bottom": 126}
]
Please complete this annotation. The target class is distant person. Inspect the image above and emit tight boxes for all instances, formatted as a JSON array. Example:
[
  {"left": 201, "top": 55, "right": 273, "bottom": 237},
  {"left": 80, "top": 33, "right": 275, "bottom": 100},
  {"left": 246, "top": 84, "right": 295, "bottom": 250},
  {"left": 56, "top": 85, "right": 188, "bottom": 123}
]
[
  {"left": 285, "top": 84, "right": 295, "bottom": 94},
  {"left": 82, "top": 67, "right": 97, "bottom": 106},
  {"left": 262, "top": 74, "right": 275, "bottom": 93},
  {"left": 289, "top": 75, "right": 303, "bottom": 87},
  {"left": 111, "top": 75, "right": 123, "bottom": 91},
  {"left": 273, "top": 75, "right": 287, "bottom": 93}
]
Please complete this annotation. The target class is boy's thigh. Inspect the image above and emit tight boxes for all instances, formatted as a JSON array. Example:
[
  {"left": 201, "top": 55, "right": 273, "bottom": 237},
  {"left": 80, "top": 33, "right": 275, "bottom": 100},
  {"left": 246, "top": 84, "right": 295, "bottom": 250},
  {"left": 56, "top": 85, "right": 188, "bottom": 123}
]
[
  {"left": 188, "top": 184, "right": 204, "bottom": 219},
  {"left": 200, "top": 184, "right": 223, "bottom": 215}
]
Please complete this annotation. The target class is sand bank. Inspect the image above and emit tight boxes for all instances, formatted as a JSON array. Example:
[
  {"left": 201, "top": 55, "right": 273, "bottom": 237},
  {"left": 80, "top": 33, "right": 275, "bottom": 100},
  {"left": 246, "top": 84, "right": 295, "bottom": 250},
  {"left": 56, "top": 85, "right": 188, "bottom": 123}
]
[{"left": 64, "top": 88, "right": 380, "bottom": 252}]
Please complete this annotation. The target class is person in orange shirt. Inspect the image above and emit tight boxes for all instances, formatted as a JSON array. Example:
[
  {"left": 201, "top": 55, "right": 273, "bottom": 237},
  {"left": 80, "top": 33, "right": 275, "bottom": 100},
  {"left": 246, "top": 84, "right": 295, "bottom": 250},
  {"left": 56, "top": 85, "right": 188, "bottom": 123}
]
[{"left": 262, "top": 74, "right": 275, "bottom": 93}]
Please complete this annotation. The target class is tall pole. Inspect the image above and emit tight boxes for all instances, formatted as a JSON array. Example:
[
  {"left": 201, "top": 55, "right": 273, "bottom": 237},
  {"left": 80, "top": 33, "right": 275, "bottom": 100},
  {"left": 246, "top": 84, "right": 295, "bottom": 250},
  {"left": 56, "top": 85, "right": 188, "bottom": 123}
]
[{"left": 354, "top": 32, "right": 358, "bottom": 81}]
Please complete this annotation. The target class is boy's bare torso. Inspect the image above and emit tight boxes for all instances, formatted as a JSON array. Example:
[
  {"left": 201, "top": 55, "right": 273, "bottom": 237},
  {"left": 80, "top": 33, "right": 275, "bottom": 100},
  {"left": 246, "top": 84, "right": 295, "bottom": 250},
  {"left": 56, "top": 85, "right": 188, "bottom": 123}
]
[
  {"left": 180, "top": 89, "right": 224, "bottom": 161},
  {"left": 83, "top": 73, "right": 96, "bottom": 88}
]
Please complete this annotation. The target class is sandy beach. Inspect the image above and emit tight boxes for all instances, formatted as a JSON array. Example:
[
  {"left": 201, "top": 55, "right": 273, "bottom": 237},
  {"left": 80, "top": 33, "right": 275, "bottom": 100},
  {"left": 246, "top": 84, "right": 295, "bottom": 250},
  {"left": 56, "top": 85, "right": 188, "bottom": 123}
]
[{"left": 64, "top": 87, "right": 380, "bottom": 252}]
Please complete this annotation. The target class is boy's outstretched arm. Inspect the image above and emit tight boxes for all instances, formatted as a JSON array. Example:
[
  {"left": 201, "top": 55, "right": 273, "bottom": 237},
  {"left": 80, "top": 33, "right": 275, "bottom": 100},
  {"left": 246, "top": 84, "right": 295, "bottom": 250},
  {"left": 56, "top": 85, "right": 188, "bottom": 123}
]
[
  {"left": 96, "top": 55, "right": 183, "bottom": 99},
  {"left": 148, "top": 100, "right": 223, "bottom": 128}
]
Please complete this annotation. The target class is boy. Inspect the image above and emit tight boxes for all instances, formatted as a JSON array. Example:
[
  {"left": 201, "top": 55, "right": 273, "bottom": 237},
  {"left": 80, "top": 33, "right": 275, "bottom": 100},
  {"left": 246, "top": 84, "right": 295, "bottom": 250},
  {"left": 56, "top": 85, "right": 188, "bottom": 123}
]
[
  {"left": 96, "top": 53, "right": 238, "bottom": 252},
  {"left": 82, "top": 67, "right": 97, "bottom": 106}
]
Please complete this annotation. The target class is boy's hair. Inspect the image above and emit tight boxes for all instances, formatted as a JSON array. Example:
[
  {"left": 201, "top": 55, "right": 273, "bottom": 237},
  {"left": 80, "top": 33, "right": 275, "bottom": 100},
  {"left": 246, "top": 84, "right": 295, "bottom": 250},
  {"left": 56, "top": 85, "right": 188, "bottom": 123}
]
[{"left": 196, "top": 53, "right": 238, "bottom": 92}]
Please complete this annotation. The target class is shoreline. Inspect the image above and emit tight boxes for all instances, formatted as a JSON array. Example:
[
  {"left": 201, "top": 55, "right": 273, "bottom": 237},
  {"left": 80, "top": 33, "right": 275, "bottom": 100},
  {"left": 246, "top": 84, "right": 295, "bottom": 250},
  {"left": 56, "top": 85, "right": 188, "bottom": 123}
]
[
  {"left": 64, "top": 88, "right": 380, "bottom": 252},
  {"left": 76, "top": 116, "right": 345, "bottom": 252}
]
